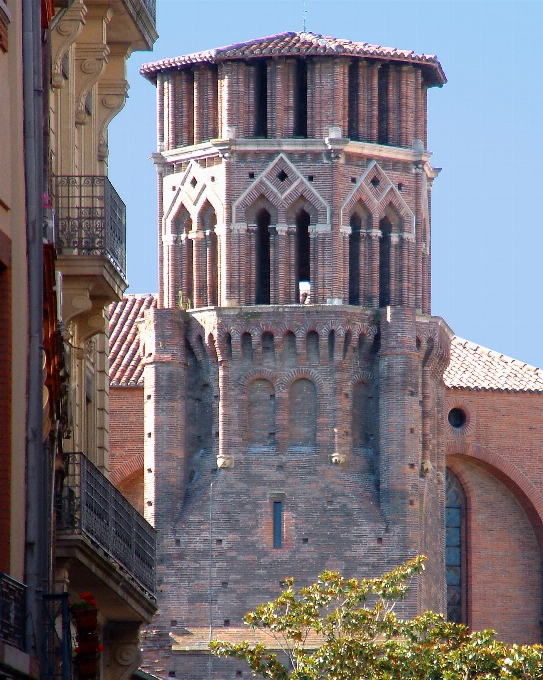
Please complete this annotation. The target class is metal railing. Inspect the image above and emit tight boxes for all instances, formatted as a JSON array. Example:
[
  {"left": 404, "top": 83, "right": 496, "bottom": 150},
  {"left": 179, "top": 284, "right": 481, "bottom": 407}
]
[
  {"left": 54, "top": 176, "right": 127, "bottom": 278},
  {"left": 0, "top": 573, "right": 26, "bottom": 650},
  {"left": 42, "top": 593, "right": 72, "bottom": 680},
  {"left": 56, "top": 453, "right": 156, "bottom": 601}
]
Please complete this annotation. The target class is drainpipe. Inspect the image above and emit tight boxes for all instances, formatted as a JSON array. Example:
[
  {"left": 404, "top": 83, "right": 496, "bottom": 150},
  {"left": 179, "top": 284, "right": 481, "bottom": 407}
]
[{"left": 22, "top": 0, "right": 48, "bottom": 659}]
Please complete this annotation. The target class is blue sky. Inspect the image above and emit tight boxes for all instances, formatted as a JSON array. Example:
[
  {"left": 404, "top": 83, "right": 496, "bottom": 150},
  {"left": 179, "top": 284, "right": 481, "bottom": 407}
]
[{"left": 109, "top": 0, "right": 543, "bottom": 368}]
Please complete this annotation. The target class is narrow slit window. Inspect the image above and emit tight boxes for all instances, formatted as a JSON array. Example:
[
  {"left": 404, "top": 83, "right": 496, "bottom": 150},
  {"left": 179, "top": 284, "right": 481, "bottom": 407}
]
[
  {"left": 273, "top": 501, "right": 283, "bottom": 548},
  {"left": 295, "top": 209, "right": 311, "bottom": 301},
  {"left": 379, "top": 216, "right": 392, "bottom": 307},
  {"left": 377, "top": 65, "right": 389, "bottom": 145},
  {"left": 349, "top": 213, "right": 362, "bottom": 305},
  {"left": 348, "top": 61, "right": 359, "bottom": 140},
  {"left": 255, "top": 209, "right": 271, "bottom": 304},
  {"left": 293, "top": 60, "right": 308, "bottom": 138}
]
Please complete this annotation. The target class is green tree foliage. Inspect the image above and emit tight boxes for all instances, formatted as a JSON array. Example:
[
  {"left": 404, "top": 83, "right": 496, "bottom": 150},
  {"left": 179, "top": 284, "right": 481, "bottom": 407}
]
[{"left": 210, "top": 556, "right": 543, "bottom": 679}]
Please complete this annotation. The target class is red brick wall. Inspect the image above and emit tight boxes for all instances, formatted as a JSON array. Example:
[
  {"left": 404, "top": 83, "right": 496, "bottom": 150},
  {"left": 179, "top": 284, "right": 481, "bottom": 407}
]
[
  {"left": 109, "top": 387, "right": 144, "bottom": 511},
  {"left": 446, "top": 389, "right": 543, "bottom": 644}
]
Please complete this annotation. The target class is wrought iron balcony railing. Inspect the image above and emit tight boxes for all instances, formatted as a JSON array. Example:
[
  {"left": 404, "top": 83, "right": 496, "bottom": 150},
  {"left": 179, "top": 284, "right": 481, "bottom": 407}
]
[
  {"left": 0, "top": 573, "right": 26, "bottom": 651},
  {"left": 56, "top": 453, "right": 156, "bottom": 601},
  {"left": 54, "top": 176, "right": 127, "bottom": 279}
]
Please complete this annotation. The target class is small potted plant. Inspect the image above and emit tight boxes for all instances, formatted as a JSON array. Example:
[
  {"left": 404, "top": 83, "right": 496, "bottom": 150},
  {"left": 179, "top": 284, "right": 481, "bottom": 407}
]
[{"left": 70, "top": 592, "right": 99, "bottom": 633}]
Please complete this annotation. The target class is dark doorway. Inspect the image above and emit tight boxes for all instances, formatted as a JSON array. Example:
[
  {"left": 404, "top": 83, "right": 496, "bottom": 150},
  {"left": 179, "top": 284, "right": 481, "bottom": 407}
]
[
  {"left": 349, "top": 213, "right": 362, "bottom": 305},
  {"left": 255, "top": 209, "right": 271, "bottom": 304},
  {"left": 379, "top": 216, "right": 392, "bottom": 307},
  {"left": 295, "top": 209, "right": 310, "bottom": 300}
]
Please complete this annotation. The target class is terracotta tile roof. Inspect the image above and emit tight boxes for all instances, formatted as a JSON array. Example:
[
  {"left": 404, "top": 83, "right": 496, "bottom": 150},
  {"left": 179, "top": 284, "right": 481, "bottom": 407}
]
[
  {"left": 108, "top": 294, "right": 156, "bottom": 387},
  {"left": 141, "top": 31, "right": 446, "bottom": 86},
  {"left": 444, "top": 337, "right": 543, "bottom": 393}
]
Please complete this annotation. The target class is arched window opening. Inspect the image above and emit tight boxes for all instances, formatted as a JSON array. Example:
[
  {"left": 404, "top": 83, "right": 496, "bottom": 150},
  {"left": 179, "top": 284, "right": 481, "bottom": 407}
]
[
  {"left": 349, "top": 213, "right": 362, "bottom": 305},
  {"left": 352, "top": 381, "right": 373, "bottom": 447},
  {"left": 296, "top": 209, "right": 311, "bottom": 301},
  {"left": 379, "top": 216, "right": 392, "bottom": 308},
  {"left": 293, "top": 59, "right": 307, "bottom": 138},
  {"left": 186, "top": 237, "right": 194, "bottom": 309},
  {"left": 348, "top": 61, "right": 359, "bottom": 141},
  {"left": 256, "top": 209, "right": 271, "bottom": 304},
  {"left": 248, "top": 379, "right": 275, "bottom": 447},
  {"left": 254, "top": 60, "right": 268, "bottom": 138},
  {"left": 343, "top": 330, "right": 352, "bottom": 360},
  {"left": 241, "top": 332, "right": 253, "bottom": 364},
  {"left": 306, "top": 331, "right": 320, "bottom": 365},
  {"left": 446, "top": 469, "right": 467, "bottom": 625},
  {"left": 288, "top": 379, "right": 317, "bottom": 446},
  {"left": 282, "top": 331, "right": 297, "bottom": 367},
  {"left": 377, "top": 64, "right": 389, "bottom": 144},
  {"left": 198, "top": 383, "right": 213, "bottom": 450},
  {"left": 262, "top": 332, "right": 275, "bottom": 366},
  {"left": 225, "top": 333, "right": 233, "bottom": 359},
  {"left": 328, "top": 330, "right": 335, "bottom": 362}
]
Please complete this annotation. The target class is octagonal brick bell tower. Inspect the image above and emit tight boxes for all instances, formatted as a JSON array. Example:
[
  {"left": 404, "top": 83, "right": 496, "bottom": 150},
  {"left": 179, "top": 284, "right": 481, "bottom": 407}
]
[{"left": 140, "top": 31, "right": 452, "bottom": 679}]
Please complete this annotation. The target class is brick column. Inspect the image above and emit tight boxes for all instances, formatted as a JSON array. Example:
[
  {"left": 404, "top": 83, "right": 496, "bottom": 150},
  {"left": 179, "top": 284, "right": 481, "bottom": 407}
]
[
  {"left": 217, "top": 360, "right": 233, "bottom": 468},
  {"left": 357, "top": 60, "right": 369, "bottom": 141},
  {"left": 387, "top": 66, "right": 400, "bottom": 147},
  {"left": 246, "top": 226, "right": 256, "bottom": 304},
  {"left": 308, "top": 57, "right": 349, "bottom": 138},
  {"left": 142, "top": 309, "right": 187, "bottom": 533},
  {"left": 378, "top": 307, "right": 422, "bottom": 616},
  {"left": 358, "top": 230, "right": 367, "bottom": 305},
  {"left": 389, "top": 233, "right": 399, "bottom": 306},
  {"left": 206, "top": 231, "right": 217, "bottom": 306},
  {"left": 309, "top": 228, "right": 318, "bottom": 304},
  {"left": 193, "top": 66, "right": 206, "bottom": 144},
  {"left": 267, "top": 60, "right": 288, "bottom": 138},
  {"left": 287, "top": 226, "right": 297, "bottom": 303},
  {"left": 368, "top": 64, "right": 379, "bottom": 143},
  {"left": 370, "top": 227, "right": 380, "bottom": 308},
  {"left": 167, "top": 73, "right": 177, "bottom": 150},
  {"left": 340, "top": 228, "right": 350, "bottom": 303},
  {"left": 414, "top": 168, "right": 424, "bottom": 311},
  {"left": 269, "top": 227, "right": 279, "bottom": 304},
  {"left": 277, "top": 226, "right": 288, "bottom": 303},
  {"left": 176, "top": 70, "right": 194, "bottom": 147}
]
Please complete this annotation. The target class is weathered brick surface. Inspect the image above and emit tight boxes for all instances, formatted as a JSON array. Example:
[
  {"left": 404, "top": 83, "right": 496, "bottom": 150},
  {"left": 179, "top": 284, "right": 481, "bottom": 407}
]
[
  {"left": 446, "top": 390, "right": 543, "bottom": 644},
  {"left": 106, "top": 30, "right": 543, "bottom": 678}
]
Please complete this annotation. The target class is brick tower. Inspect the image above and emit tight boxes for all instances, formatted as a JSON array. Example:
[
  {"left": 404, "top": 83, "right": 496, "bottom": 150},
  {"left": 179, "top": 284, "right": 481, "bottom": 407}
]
[{"left": 139, "top": 32, "right": 452, "bottom": 678}]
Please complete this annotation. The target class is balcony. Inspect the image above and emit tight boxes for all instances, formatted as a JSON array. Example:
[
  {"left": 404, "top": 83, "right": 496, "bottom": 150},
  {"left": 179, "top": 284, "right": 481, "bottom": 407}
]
[
  {"left": 100, "top": 0, "right": 158, "bottom": 51},
  {"left": 0, "top": 574, "right": 26, "bottom": 652},
  {"left": 56, "top": 453, "right": 156, "bottom": 623},
  {"left": 54, "top": 176, "right": 126, "bottom": 279}
]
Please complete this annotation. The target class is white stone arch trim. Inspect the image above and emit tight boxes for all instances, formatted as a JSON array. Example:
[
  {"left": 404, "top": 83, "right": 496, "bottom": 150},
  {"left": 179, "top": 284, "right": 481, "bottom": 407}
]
[
  {"left": 232, "top": 153, "right": 331, "bottom": 228},
  {"left": 238, "top": 369, "right": 278, "bottom": 388},
  {"left": 340, "top": 160, "right": 415, "bottom": 234},
  {"left": 350, "top": 370, "right": 373, "bottom": 386},
  {"left": 276, "top": 368, "right": 325, "bottom": 393},
  {"left": 163, "top": 159, "right": 224, "bottom": 236}
]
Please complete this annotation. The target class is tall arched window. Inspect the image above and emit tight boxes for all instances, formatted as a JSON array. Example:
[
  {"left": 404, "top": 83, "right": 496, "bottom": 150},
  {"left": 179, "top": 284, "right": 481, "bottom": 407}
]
[
  {"left": 446, "top": 469, "right": 467, "bottom": 624},
  {"left": 256, "top": 209, "right": 271, "bottom": 304},
  {"left": 248, "top": 379, "right": 275, "bottom": 447},
  {"left": 296, "top": 209, "right": 311, "bottom": 300},
  {"left": 282, "top": 331, "right": 297, "bottom": 367},
  {"left": 379, "top": 216, "right": 392, "bottom": 307},
  {"left": 288, "top": 378, "right": 317, "bottom": 446},
  {"left": 199, "top": 202, "right": 218, "bottom": 307},
  {"left": 349, "top": 213, "right": 362, "bottom": 305}
]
